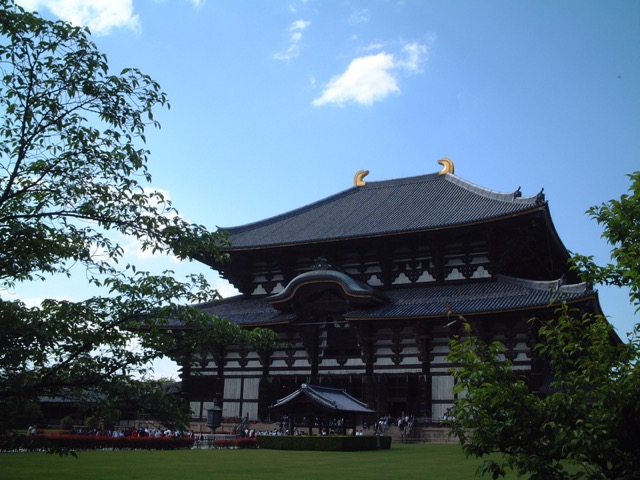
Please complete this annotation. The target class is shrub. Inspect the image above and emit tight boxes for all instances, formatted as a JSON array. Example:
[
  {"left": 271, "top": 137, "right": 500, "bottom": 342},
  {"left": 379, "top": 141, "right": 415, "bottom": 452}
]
[
  {"left": 60, "top": 416, "right": 74, "bottom": 430},
  {"left": 257, "top": 435, "right": 391, "bottom": 451},
  {"left": 211, "top": 438, "right": 257, "bottom": 449},
  {"left": 212, "top": 439, "right": 234, "bottom": 449},
  {"left": 85, "top": 416, "right": 99, "bottom": 431},
  {"left": 235, "top": 437, "right": 257, "bottom": 449}
]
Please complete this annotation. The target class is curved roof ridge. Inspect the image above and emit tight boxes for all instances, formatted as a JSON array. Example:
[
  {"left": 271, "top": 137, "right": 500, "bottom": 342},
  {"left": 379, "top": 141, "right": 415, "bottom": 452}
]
[
  {"left": 363, "top": 172, "right": 439, "bottom": 187},
  {"left": 268, "top": 268, "right": 389, "bottom": 309},
  {"left": 496, "top": 274, "right": 592, "bottom": 294},
  {"left": 558, "top": 281, "right": 595, "bottom": 295},
  {"left": 444, "top": 174, "right": 540, "bottom": 204}
]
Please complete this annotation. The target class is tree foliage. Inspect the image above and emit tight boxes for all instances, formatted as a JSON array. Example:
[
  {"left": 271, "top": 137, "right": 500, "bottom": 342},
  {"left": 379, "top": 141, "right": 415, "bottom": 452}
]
[
  {"left": 572, "top": 171, "right": 640, "bottom": 310},
  {"left": 447, "top": 172, "right": 640, "bottom": 480},
  {"left": 0, "top": 0, "right": 276, "bottom": 435}
]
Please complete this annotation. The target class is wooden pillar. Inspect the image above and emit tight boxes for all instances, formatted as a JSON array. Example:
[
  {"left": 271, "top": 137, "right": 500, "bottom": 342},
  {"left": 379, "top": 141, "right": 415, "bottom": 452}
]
[
  {"left": 356, "top": 323, "right": 377, "bottom": 413},
  {"left": 378, "top": 376, "right": 388, "bottom": 416},
  {"left": 414, "top": 323, "right": 433, "bottom": 418},
  {"left": 258, "top": 377, "right": 270, "bottom": 421},
  {"left": 298, "top": 316, "right": 321, "bottom": 384},
  {"left": 213, "top": 346, "right": 226, "bottom": 407}
]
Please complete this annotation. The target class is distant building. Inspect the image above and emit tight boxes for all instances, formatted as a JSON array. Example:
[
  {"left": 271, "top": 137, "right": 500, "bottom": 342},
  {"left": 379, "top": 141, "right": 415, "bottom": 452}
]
[{"left": 180, "top": 160, "right": 602, "bottom": 423}]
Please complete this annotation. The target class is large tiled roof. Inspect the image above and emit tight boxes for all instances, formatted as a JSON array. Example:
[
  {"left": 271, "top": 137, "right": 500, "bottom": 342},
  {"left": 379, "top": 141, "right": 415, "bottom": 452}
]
[
  {"left": 193, "top": 275, "right": 595, "bottom": 327},
  {"left": 221, "top": 173, "right": 544, "bottom": 249},
  {"left": 270, "top": 384, "right": 375, "bottom": 413}
]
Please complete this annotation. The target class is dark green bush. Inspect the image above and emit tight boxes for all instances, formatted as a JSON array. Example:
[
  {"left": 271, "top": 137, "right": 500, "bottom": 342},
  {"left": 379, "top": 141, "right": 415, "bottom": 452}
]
[
  {"left": 257, "top": 435, "right": 391, "bottom": 451},
  {"left": 235, "top": 438, "right": 258, "bottom": 449},
  {"left": 60, "top": 416, "right": 74, "bottom": 430},
  {"left": 212, "top": 438, "right": 257, "bottom": 449}
]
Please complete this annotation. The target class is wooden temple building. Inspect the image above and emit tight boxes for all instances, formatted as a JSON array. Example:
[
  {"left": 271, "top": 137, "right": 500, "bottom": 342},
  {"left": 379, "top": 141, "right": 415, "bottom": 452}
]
[
  {"left": 181, "top": 159, "right": 603, "bottom": 424},
  {"left": 269, "top": 383, "right": 375, "bottom": 435}
]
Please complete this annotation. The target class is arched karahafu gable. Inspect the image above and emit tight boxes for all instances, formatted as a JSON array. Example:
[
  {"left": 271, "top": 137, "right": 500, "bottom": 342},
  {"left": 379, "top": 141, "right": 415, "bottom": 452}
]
[{"left": 268, "top": 269, "right": 389, "bottom": 313}]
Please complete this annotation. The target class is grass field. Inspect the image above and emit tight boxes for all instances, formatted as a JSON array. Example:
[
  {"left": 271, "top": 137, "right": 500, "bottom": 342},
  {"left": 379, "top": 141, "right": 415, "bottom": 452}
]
[{"left": 0, "top": 444, "right": 520, "bottom": 480}]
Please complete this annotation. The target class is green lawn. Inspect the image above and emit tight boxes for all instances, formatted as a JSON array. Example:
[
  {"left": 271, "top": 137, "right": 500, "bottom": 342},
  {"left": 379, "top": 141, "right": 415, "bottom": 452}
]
[{"left": 0, "top": 444, "right": 519, "bottom": 480}]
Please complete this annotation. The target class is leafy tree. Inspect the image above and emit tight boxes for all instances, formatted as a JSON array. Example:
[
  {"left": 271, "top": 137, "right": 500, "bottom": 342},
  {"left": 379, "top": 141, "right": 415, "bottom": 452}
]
[
  {"left": 0, "top": 0, "right": 277, "bottom": 436},
  {"left": 60, "top": 416, "right": 74, "bottom": 430},
  {"left": 572, "top": 171, "right": 640, "bottom": 309},
  {"left": 84, "top": 416, "right": 99, "bottom": 432},
  {"left": 447, "top": 172, "right": 640, "bottom": 480}
]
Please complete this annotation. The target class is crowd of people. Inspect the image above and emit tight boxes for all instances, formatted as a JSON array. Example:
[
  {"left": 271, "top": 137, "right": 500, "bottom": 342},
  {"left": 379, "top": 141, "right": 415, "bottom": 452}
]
[
  {"left": 442, "top": 407, "right": 456, "bottom": 422},
  {"left": 373, "top": 413, "right": 415, "bottom": 436},
  {"left": 33, "top": 410, "right": 421, "bottom": 441},
  {"left": 68, "top": 426, "right": 196, "bottom": 438},
  {"left": 247, "top": 413, "right": 416, "bottom": 437}
]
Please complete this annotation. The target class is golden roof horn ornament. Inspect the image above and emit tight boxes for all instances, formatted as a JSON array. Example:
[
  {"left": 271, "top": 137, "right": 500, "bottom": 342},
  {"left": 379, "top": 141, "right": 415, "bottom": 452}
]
[
  {"left": 438, "top": 158, "right": 454, "bottom": 175},
  {"left": 354, "top": 170, "right": 369, "bottom": 186}
]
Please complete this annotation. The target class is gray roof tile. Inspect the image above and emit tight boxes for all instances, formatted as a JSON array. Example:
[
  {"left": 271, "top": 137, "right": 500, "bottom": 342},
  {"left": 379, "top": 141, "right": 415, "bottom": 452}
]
[
  {"left": 347, "top": 275, "right": 594, "bottom": 320},
  {"left": 271, "top": 384, "right": 375, "bottom": 413},
  {"left": 221, "top": 173, "right": 543, "bottom": 249}
]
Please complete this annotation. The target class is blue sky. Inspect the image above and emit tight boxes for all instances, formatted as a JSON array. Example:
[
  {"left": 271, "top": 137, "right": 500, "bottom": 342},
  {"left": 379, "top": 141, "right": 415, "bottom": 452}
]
[{"left": 10, "top": 0, "right": 640, "bottom": 378}]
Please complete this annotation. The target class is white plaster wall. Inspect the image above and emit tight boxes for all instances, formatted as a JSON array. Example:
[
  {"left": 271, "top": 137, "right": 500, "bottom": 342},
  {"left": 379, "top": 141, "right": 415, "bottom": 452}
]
[
  {"left": 223, "top": 402, "right": 240, "bottom": 418},
  {"left": 243, "top": 378, "right": 260, "bottom": 400},
  {"left": 432, "top": 375, "right": 454, "bottom": 401},
  {"left": 224, "top": 378, "right": 241, "bottom": 399}
]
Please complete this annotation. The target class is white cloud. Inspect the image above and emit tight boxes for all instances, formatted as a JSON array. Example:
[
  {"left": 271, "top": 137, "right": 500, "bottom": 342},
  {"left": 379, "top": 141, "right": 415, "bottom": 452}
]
[
  {"left": 365, "top": 42, "right": 386, "bottom": 51},
  {"left": 184, "top": 0, "right": 205, "bottom": 8},
  {"left": 16, "top": 0, "right": 140, "bottom": 35},
  {"left": 291, "top": 19, "right": 311, "bottom": 31},
  {"left": 399, "top": 42, "right": 429, "bottom": 73},
  {"left": 273, "top": 19, "right": 311, "bottom": 62},
  {"left": 215, "top": 279, "right": 239, "bottom": 299},
  {"left": 287, "top": 0, "right": 310, "bottom": 14},
  {"left": 312, "top": 53, "right": 398, "bottom": 107},
  {"left": 22, "top": 296, "right": 75, "bottom": 307},
  {"left": 348, "top": 8, "right": 370, "bottom": 25},
  {"left": 312, "top": 42, "right": 429, "bottom": 107}
]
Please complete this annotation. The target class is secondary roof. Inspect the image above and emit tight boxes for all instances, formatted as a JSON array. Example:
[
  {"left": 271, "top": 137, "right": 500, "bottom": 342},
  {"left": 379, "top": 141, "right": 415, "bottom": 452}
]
[{"left": 192, "top": 275, "right": 597, "bottom": 327}]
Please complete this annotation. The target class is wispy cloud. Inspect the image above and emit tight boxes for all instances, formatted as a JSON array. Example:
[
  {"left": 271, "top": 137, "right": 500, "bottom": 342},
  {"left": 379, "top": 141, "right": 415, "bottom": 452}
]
[
  {"left": 288, "top": 0, "right": 311, "bottom": 15},
  {"left": 312, "top": 41, "right": 429, "bottom": 107},
  {"left": 184, "top": 0, "right": 206, "bottom": 9},
  {"left": 16, "top": 0, "right": 140, "bottom": 35},
  {"left": 348, "top": 8, "right": 370, "bottom": 25},
  {"left": 16, "top": 295, "right": 75, "bottom": 308},
  {"left": 399, "top": 42, "right": 429, "bottom": 74},
  {"left": 273, "top": 19, "right": 311, "bottom": 62}
]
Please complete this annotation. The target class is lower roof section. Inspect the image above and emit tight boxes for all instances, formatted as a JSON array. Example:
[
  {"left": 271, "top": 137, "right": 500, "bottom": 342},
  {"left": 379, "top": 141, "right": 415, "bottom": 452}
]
[{"left": 194, "top": 275, "right": 598, "bottom": 327}]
